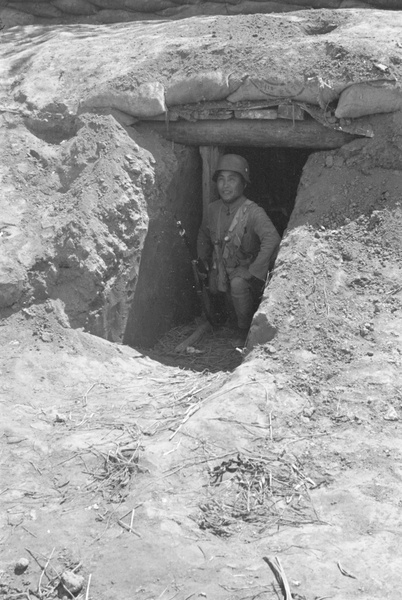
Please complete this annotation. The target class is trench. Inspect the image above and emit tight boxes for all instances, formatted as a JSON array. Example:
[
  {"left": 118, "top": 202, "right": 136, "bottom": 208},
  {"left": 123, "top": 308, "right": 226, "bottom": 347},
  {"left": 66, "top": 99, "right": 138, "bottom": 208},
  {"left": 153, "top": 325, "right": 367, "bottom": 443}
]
[{"left": 123, "top": 143, "right": 314, "bottom": 369}]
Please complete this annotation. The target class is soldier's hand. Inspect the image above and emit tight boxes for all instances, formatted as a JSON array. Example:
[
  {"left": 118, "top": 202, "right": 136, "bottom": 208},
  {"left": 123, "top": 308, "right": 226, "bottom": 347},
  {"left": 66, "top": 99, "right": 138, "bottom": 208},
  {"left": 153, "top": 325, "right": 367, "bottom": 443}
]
[
  {"left": 249, "top": 275, "right": 265, "bottom": 297},
  {"left": 230, "top": 266, "right": 253, "bottom": 280},
  {"left": 196, "top": 258, "right": 209, "bottom": 275}
]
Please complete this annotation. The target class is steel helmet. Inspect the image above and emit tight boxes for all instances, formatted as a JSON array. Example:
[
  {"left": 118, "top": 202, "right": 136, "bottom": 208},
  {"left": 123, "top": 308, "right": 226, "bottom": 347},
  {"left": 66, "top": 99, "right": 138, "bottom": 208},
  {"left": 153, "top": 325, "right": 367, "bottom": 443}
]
[{"left": 212, "top": 154, "right": 251, "bottom": 184}]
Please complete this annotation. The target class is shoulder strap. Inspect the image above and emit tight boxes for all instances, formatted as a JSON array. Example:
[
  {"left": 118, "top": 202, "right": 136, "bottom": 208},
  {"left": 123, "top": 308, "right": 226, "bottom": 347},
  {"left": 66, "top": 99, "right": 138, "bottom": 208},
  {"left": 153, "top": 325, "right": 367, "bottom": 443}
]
[
  {"left": 222, "top": 199, "right": 253, "bottom": 263},
  {"left": 228, "top": 199, "right": 252, "bottom": 234}
]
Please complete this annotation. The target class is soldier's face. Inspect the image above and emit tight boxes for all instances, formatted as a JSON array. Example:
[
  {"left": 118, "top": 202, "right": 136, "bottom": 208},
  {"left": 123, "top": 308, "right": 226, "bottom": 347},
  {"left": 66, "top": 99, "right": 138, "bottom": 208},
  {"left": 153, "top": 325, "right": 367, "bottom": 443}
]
[{"left": 216, "top": 171, "right": 245, "bottom": 204}]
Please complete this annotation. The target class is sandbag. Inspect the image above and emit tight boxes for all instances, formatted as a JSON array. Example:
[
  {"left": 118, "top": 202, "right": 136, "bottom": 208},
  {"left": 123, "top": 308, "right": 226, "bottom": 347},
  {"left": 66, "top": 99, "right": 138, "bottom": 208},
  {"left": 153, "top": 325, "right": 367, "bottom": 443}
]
[
  {"left": 157, "top": 3, "right": 226, "bottom": 16},
  {"left": 95, "top": 9, "right": 156, "bottom": 21},
  {"left": 53, "top": 0, "right": 99, "bottom": 15},
  {"left": 227, "top": 0, "right": 301, "bottom": 12},
  {"left": 8, "top": 2, "right": 64, "bottom": 17},
  {"left": 339, "top": 0, "right": 372, "bottom": 7},
  {"left": 370, "top": 0, "right": 402, "bottom": 6},
  {"left": 227, "top": 76, "right": 341, "bottom": 107},
  {"left": 0, "top": 7, "right": 36, "bottom": 26},
  {"left": 90, "top": 0, "right": 175, "bottom": 11},
  {"left": 82, "top": 82, "right": 166, "bottom": 118},
  {"left": 166, "top": 72, "right": 241, "bottom": 107},
  {"left": 285, "top": 0, "right": 341, "bottom": 5},
  {"left": 335, "top": 80, "right": 402, "bottom": 119},
  {"left": 166, "top": 0, "right": 201, "bottom": 5}
]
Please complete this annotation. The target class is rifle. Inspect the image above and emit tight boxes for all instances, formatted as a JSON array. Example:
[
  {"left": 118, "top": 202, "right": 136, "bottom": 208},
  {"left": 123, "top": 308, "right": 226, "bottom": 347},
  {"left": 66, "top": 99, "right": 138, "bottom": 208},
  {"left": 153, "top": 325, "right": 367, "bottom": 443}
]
[{"left": 176, "top": 220, "right": 215, "bottom": 326}]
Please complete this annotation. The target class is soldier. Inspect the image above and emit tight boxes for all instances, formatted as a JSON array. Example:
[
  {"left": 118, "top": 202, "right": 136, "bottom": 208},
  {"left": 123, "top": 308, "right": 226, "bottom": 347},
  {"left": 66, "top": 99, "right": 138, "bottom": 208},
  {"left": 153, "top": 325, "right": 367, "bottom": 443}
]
[{"left": 197, "top": 154, "right": 281, "bottom": 346}]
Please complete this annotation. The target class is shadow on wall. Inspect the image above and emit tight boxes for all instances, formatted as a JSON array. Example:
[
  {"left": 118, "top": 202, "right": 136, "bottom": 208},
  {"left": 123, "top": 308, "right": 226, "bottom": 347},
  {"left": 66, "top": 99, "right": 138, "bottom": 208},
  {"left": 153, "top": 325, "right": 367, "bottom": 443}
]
[{"left": 123, "top": 146, "right": 203, "bottom": 349}]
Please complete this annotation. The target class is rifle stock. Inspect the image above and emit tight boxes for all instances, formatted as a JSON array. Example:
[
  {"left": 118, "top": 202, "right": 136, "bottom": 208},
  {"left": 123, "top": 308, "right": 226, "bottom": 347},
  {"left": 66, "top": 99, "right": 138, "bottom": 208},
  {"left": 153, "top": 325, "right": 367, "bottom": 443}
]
[{"left": 176, "top": 220, "right": 214, "bottom": 325}]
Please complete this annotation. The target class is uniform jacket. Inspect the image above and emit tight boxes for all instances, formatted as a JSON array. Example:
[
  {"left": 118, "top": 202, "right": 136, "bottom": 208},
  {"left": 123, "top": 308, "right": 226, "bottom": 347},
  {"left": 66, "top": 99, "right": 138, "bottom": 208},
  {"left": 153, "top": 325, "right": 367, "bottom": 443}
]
[{"left": 197, "top": 196, "right": 281, "bottom": 282}]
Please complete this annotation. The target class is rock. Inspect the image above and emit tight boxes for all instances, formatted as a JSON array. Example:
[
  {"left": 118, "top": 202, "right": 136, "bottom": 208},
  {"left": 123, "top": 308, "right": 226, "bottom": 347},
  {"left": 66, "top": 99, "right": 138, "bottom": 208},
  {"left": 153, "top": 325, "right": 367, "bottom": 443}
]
[
  {"left": 40, "top": 331, "right": 53, "bottom": 343},
  {"left": 384, "top": 406, "right": 399, "bottom": 421},
  {"left": 55, "top": 413, "right": 67, "bottom": 423},
  {"left": 60, "top": 571, "right": 84, "bottom": 596},
  {"left": 14, "top": 558, "right": 29, "bottom": 575}
]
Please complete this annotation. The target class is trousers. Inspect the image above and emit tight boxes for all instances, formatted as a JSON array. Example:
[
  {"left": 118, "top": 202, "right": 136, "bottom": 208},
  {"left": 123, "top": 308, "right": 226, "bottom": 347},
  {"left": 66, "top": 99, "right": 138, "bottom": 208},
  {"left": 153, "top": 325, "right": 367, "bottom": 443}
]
[{"left": 230, "top": 276, "right": 263, "bottom": 330}]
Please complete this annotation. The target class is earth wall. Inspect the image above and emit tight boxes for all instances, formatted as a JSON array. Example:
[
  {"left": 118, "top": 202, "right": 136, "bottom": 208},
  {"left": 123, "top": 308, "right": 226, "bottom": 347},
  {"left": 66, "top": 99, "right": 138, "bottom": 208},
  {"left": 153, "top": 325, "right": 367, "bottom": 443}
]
[
  {"left": 0, "top": 110, "right": 201, "bottom": 344},
  {"left": 248, "top": 109, "right": 402, "bottom": 349},
  {"left": 2, "top": 10, "right": 402, "bottom": 348}
]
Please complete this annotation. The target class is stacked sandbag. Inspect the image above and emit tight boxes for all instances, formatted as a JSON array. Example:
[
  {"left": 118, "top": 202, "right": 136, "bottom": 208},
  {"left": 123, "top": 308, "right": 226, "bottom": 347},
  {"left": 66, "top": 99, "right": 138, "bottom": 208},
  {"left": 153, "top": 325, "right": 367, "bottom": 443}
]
[
  {"left": 89, "top": 0, "right": 177, "bottom": 11},
  {"left": 226, "top": 76, "right": 345, "bottom": 108},
  {"left": 166, "top": 72, "right": 242, "bottom": 107},
  {"left": 2, "top": 9, "right": 402, "bottom": 127},
  {"left": 82, "top": 82, "right": 166, "bottom": 117},
  {"left": 335, "top": 80, "right": 402, "bottom": 118}
]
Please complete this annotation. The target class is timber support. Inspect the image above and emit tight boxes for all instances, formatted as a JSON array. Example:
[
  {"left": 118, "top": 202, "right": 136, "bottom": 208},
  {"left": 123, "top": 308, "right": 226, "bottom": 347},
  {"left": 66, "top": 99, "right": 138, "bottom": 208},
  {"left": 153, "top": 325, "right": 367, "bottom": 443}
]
[{"left": 137, "top": 119, "right": 357, "bottom": 149}]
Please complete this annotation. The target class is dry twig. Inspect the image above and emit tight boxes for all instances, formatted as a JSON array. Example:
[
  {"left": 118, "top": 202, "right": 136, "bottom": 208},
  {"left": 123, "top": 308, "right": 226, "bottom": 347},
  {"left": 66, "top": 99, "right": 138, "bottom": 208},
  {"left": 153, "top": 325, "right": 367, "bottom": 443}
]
[
  {"left": 38, "top": 547, "right": 55, "bottom": 596},
  {"left": 337, "top": 561, "right": 357, "bottom": 579},
  {"left": 199, "top": 451, "right": 322, "bottom": 536},
  {"left": 85, "top": 574, "right": 92, "bottom": 600},
  {"left": 262, "top": 556, "right": 292, "bottom": 600}
]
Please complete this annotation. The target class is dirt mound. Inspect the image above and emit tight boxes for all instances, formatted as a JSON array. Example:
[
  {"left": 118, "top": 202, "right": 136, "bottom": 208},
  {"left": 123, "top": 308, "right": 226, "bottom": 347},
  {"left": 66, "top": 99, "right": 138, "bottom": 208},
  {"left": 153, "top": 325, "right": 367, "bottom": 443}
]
[
  {"left": 1, "top": 233, "right": 402, "bottom": 599},
  {"left": 2, "top": 9, "right": 402, "bottom": 600},
  {"left": 2, "top": 11, "right": 402, "bottom": 116},
  {"left": 2, "top": 9, "right": 402, "bottom": 341}
]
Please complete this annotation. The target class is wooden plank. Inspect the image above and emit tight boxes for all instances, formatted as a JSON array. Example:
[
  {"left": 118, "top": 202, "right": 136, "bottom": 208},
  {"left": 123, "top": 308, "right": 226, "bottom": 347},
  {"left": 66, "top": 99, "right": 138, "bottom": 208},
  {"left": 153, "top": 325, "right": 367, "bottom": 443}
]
[
  {"left": 277, "top": 104, "right": 305, "bottom": 120},
  {"left": 234, "top": 109, "right": 277, "bottom": 119},
  {"left": 150, "top": 112, "right": 179, "bottom": 121},
  {"left": 174, "top": 321, "right": 212, "bottom": 353},
  {"left": 137, "top": 119, "right": 357, "bottom": 149},
  {"left": 197, "top": 110, "right": 233, "bottom": 120},
  {"left": 199, "top": 146, "right": 222, "bottom": 222},
  {"left": 150, "top": 108, "right": 233, "bottom": 121}
]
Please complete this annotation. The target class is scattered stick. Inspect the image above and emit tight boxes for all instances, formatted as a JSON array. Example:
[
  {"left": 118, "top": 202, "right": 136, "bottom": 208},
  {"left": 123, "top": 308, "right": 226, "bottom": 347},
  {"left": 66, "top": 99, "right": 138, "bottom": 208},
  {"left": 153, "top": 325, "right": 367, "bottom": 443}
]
[
  {"left": 54, "top": 452, "right": 80, "bottom": 467},
  {"left": 118, "top": 502, "right": 144, "bottom": 522},
  {"left": 169, "top": 403, "right": 202, "bottom": 441},
  {"left": 386, "top": 285, "right": 402, "bottom": 296},
  {"left": 337, "top": 561, "right": 357, "bottom": 579},
  {"left": 129, "top": 509, "right": 135, "bottom": 531},
  {"left": 38, "top": 547, "right": 55, "bottom": 596},
  {"left": 268, "top": 412, "right": 273, "bottom": 442},
  {"left": 85, "top": 574, "right": 92, "bottom": 600},
  {"left": 82, "top": 383, "right": 98, "bottom": 407},
  {"left": 60, "top": 581, "right": 74, "bottom": 599},
  {"left": 163, "top": 439, "right": 182, "bottom": 456},
  {"left": 24, "top": 548, "right": 46, "bottom": 572},
  {"left": 117, "top": 519, "right": 142, "bottom": 538},
  {"left": 29, "top": 461, "right": 42, "bottom": 476},
  {"left": 174, "top": 321, "right": 212, "bottom": 353},
  {"left": 21, "top": 525, "right": 37, "bottom": 538},
  {"left": 163, "top": 451, "right": 235, "bottom": 476},
  {"left": 262, "top": 556, "right": 293, "bottom": 600}
]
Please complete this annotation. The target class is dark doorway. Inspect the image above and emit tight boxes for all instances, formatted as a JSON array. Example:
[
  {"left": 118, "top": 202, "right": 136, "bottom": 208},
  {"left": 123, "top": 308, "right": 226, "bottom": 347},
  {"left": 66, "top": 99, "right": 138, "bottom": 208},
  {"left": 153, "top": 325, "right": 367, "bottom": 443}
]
[
  {"left": 225, "top": 147, "right": 313, "bottom": 235},
  {"left": 124, "top": 144, "right": 315, "bottom": 364}
]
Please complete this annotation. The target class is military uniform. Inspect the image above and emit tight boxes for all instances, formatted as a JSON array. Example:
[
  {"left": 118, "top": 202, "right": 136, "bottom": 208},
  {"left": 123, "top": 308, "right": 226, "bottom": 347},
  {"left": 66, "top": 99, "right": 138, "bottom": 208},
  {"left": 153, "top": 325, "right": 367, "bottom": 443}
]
[{"left": 197, "top": 196, "right": 280, "bottom": 330}]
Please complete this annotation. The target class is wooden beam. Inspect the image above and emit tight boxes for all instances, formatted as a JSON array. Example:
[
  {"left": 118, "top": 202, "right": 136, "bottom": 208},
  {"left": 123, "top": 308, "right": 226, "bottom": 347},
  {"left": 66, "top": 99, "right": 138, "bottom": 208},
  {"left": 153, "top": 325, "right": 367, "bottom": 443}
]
[
  {"left": 277, "top": 104, "right": 305, "bottom": 120},
  {"left": 136, "top": 119, "right": 356, "bottom": 148},
  {"left": 234, "top": 109, "right": 278, "bottom": 120},
  {"left": 199, "top": 146, "right": 222, "bottom": 222}
]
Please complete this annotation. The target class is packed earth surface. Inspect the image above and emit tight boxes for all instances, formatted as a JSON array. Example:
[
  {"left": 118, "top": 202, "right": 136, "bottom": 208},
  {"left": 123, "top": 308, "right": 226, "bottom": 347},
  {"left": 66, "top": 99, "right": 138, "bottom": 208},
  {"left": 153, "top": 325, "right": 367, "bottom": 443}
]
[{"left": 2, "top": 7, "right": 402, "bottom": 600}]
